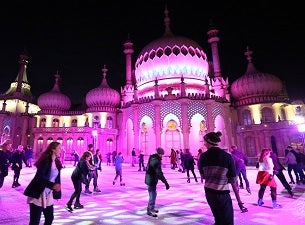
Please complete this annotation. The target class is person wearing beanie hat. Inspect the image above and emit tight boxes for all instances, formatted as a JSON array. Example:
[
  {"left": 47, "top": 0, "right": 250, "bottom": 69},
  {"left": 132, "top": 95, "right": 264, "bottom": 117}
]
[
  {"left": 145, "top": 147, "right": 169, "bottom": 217},
  {"left": 199, "top": 131, "right": 246, "bottom": 224},
  {"left": 203, "top": 131, "right": 222, "bottom": 145}
]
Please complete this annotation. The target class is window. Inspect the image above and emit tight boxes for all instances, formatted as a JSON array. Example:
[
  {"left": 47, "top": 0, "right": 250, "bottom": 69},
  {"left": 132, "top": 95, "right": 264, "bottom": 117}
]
[
  {"left": 261, "top": 107, "right": 274, "bottom": 123},
  {"left": 106, "top": 116, "right": 113, "bottom": 128},
  {"left": 141, "top": 123, "right": 148, "bottom": 152},
  {"left": 242, "top": 110, "right": 252, "bottom": 125},
  {"left": 40, "top": 118, "right": 46, "bottom": 128},
  {"left": 52, "top": 118, "right": 59, "bottom": 127},
  {"left": 165, "top": 120, "right": 181, "bottom": 151},
  {"left": 71, "top": 119, "right": 77, "bottom": 127},
  {"left": 199, "top": 120, "right": 207, "bottom": 149}
]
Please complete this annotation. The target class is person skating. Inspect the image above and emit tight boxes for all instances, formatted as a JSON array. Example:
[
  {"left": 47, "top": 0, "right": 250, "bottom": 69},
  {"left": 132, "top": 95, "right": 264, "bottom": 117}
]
[
  {"left": 183, "top": 148, "right": 198, "bottom": 183},
  {"left": 145, "top": 147, "right": 170, "bottom": 217},
  {"left": 65, "top": 151, "right": 91, "bottom": 212},
  {"left": 24, "top": 141, "right": 63, "bottom": 225},
  {"left": 11, "top": 144, "right": 27, "bottom": 188},
  {"left": 230, "top": 145, "right": 251, "bottom": 194},
  {"left": 256, "top": 148, "right": 282, "bottom": 209},
  {"left": 113, "top": 152, "right": 125, "bottom": 186},
  {"left": 198, "top": 131, "right": 241, "bottom": 224}
]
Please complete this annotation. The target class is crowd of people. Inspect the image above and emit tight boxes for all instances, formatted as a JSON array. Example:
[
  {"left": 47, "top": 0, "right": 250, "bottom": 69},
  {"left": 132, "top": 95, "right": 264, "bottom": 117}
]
[{"left": 1, "top": 135, "right": 305, "bottom": 225}]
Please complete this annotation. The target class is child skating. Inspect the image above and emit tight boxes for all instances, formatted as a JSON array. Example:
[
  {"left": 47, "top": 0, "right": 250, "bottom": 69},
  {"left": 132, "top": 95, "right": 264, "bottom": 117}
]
[{"left": 113, "top": 152, "right": 125, "bottom": 186}]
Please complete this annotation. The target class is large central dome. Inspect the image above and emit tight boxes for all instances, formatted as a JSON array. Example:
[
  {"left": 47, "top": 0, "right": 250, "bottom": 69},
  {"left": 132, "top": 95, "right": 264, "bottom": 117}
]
[{"left": 134, "top": 7, "right": 209, "bottom": 95}]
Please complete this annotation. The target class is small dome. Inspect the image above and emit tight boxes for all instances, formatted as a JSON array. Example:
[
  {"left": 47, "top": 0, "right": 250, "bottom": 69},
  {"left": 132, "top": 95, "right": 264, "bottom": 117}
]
[
  {"left": 37, "top": 73, "right": 71, "bottom": 111},
  {"left": 86, "top": 65, "right": 120, "bottom": 109},
  {"left": 231, "top": 49, "right": 283, "bottom": 102}
]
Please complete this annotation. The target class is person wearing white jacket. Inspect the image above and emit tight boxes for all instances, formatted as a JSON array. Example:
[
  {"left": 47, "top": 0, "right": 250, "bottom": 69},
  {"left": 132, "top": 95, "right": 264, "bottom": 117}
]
[{"left": 256, "top": 148, "right": 282, "bottom": 209}]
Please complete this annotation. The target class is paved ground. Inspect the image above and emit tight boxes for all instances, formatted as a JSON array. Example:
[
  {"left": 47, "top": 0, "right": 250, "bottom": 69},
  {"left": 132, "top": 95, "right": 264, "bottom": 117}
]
[{"left": 1, "top": 162, "right": 305, "bottom": 225}]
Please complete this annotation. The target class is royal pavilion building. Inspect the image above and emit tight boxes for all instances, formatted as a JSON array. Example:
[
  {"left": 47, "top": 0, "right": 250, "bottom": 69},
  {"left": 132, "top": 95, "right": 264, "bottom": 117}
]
[{"left": 0, "top": 7, "right": 304, "bottom": 165}]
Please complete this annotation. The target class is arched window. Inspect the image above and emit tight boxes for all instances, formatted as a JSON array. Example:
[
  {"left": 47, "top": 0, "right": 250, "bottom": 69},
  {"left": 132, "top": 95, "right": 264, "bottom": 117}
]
[
  {"left": 71, "top": 119, "right": 77, "bottom": 127},
  {"left": 37, "top": 137, "right": 43, "bottom": 152},
  {"left": 57, "top": 137, "right": 63, "bottom": 144},
  {"left": 242, "top": 110, "right": 252, "bottom": 125},
  {"left": 199, "top": 120, "right": 207, "bottom": 149},
  {"left": 280, "top": 108, "right": 286, "bottom": 121},
  {"left": 165, "top": 120, "right": 181, "bottom": 151},
  {"left": 261, "top": 107, "right": 274, "bottom": 123},
  {"left": 77, "top": 137, "right": 84, "bottom": 150},
  {"left": 93, "top": 115, "right": 99, "bottom": 128},
  {"left": 52, "top": 118, "right": 59, "bottom": 127},
  {"left": 40, "top": 118, "right": 46, "bottom": 128},
  {"left": 47, "top": 137, "right": 53, "bottom": 145},
  {"left": 106, "top": 116, "right": 113, "bottom": 128},
  {"left": 141, "top": 122, "right": 148, "bottom": 152},
  {"left": 106, "top": 138, "right": 113, "bottom": 153}
]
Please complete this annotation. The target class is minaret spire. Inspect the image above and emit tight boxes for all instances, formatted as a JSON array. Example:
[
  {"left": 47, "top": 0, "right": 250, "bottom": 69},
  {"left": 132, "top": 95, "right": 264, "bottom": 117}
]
[
  {"left": 122, "top": 34, "right": 135, "bottom": 104},
  {"left": 123, "top": 34, "right": 134, "bottom": 86},
  {"left": 15, "top": 52, "right": 29, "bottom": 94},
  {"left": 207, "top": 22, "right": 221, "bottom": 78}
]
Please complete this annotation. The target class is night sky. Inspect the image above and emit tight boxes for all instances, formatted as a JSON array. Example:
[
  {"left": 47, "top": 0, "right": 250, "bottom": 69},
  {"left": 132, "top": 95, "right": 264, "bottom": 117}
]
[{"left": 0, "top": 1, "right": 304, "bottom": 104}]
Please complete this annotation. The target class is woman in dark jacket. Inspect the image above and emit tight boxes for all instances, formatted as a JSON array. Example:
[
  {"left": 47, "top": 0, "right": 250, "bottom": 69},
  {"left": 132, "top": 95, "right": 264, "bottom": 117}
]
[
  {"left": 184, "top": 148, "right": 198, "bottom": 183},
  {"left": 24, "top": 141, "right": 63, "bottom": 225},
  {"left": 65, "top": 151, "right": 91, "bottom": 212},
  {"left": 0, "top": 139, "right": 12, "bottom": 188}
]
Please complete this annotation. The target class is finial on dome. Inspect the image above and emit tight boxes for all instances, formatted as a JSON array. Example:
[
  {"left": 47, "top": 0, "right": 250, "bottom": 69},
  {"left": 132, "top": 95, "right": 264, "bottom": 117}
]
[
  {"left": 102, "top": 65, "right": 108, "bottom": 77},
  {"left": 163, "top": 5, "right": 173, "bottom": 36},
  {"left": 52, "top": 71, "right": 60, "bottom": 92},
  {"left": 101, "top": 64, "right": 109, "bottom": 87},
  {"left": 244, "top": 46, "right": 253, "bottom": 63},
  {"left": 244, "top": 46, "right": 258, "bottom": 75}
]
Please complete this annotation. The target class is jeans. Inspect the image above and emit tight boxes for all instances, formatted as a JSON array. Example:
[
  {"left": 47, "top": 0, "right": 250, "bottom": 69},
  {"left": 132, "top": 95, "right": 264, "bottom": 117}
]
[
  {"left": 114, "top": 169, "right": 123, "bottom": 182},
  {"left": 236, "top": 167, "right": 250, "bottom": 188},
  {"left": 132, "top": 156, "right": 136, "bottom": 166},
  {"left": 68, "top": 178, "right": 82, "bottom": 205},
  {"left": 29, "top": 203, "right": 54, "bottom": 225},
  {"left": 147, "top": 185, "right": 157, "bottom": 212},
  {"left": 86, "top": 169, "right": 98, "bottom": 189},
  {"left": 205, "top": 191, "right": 233, "bottom": 225}
]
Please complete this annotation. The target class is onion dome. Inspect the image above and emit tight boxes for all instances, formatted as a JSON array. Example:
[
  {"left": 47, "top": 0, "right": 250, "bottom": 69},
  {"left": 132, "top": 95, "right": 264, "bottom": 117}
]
[
  {"left": 37, "top": 72, "right": 71, "bottom": 112},
  {"left": 85, "top": 65, "right": 120, "bottom": 111},
  {"left": 231, "top": 48, "right": 283, "bottom": 105},
  {"left": 134, "top": 7, "right": 209, "bottom": 92}
]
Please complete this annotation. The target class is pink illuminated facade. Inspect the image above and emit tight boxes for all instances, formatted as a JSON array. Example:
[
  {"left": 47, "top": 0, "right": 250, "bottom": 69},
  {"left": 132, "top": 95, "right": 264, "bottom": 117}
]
[{"left": 0, "top": 8, "right": 304, "bottom": 164}]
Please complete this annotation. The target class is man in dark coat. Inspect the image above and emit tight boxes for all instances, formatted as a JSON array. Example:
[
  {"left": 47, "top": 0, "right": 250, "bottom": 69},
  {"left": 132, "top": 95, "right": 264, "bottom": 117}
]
[
  {"left": 145, "top": 147, "right": 170, "bottom": 217},
  {"left": 270, "top": 150, "right": 293, "bottom": 197},
  {"left": 11, "top": 144, "right": 28, "bottom": 187},
  {"left": 199, "top": 132, "right": 246, "bottom": 225}
]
